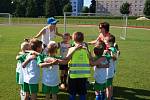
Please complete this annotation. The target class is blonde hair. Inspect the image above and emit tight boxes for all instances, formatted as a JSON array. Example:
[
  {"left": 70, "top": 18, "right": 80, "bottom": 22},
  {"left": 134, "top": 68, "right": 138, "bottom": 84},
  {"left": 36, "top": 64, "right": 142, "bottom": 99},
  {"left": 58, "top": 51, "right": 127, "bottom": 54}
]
[
  {"left": 21, "top": 42, "right": 30, "bottom": 51},
  {"left": 47, "top": 41, "right": 58, "bottom": 54}
]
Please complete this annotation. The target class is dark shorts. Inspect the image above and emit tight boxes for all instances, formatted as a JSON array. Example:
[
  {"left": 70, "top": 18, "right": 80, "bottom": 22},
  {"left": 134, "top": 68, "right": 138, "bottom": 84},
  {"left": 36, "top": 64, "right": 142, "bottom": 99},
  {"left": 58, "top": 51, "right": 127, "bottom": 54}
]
[
  {"left": 59, "top": 64, "right": 68, "bottom": 70},
  {"left": 68, "top": 77, "right": 87, "bottom": 95}
]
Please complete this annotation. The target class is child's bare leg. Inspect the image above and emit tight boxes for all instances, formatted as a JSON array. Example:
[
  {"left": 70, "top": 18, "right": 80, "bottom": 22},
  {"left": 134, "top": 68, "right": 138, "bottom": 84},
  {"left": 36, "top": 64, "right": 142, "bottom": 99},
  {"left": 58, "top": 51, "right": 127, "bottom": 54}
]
[
  {"left": 64, "top": 70, "right": 68, "bottom": 84},
  {"left": 45, "top": 94, "right": 50, "bottom": 100},
  {"left": 30, "top": 93, "right": 37, "bottom": 100},
  {"left": 60, "top": 70, "right": 65, "bottom": 89},
  {"left": 24, "top": 92, "right": 30, "bottom": 100},
  {"left": 52, "top": 94, "right": 57, "bottom": 100},
  {"left": 106, "top": 86, "right": 112, "bottom": 100}
]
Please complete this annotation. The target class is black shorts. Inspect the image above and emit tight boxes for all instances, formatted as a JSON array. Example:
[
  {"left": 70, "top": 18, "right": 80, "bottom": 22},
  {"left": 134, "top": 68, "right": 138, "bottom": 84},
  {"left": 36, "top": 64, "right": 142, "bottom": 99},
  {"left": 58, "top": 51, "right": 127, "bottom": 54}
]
[
  {"left": 59, "top": 64, "right": 68, "bottom": 70},
  {"left": 68, "top": 77, "right": 87, "bottom": 95}
]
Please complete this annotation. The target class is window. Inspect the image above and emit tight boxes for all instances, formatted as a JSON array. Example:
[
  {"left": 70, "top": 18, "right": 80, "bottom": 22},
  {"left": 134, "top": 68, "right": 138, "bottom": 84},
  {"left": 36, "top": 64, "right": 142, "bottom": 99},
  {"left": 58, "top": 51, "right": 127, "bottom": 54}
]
[
  {"left": 115, "top": 5, "right": 118, "bottom": 8},
  {"left": 140, "top": 5, "right": 143, "bottom": 8}
]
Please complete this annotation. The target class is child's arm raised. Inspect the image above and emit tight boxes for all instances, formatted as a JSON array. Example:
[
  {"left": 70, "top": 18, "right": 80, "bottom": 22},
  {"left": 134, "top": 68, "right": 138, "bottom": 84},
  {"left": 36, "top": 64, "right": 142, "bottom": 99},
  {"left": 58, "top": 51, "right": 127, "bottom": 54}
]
[
  {"left": 90, "top": 57, "right": 109, "bottom": 68},
  {"left": 39, "top": 59, "right": 57, "bottom": 68},
  {"left": 22, "top": 55, "right": 36, "bottom": 68},
  {"left": 56, "top": 45, "right": 82, "bottom": 64}
]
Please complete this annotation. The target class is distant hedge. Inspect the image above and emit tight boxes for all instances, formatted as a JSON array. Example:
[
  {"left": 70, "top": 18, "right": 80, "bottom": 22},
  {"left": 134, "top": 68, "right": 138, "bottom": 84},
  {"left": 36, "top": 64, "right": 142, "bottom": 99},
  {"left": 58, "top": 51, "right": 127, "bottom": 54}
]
[{"left": 55, "top": 16, "right": 140, "bottom": 19}]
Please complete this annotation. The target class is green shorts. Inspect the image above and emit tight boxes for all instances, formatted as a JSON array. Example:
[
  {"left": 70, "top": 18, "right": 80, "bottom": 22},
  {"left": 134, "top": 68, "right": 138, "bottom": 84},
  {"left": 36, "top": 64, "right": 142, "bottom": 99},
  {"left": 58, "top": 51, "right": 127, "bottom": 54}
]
[
  {"left": 94, "top": 82, "right": 106, "bottom": 91},
  {"left": 42, "top": 84, "right": 59, "bottom": 94},
  {"left": 106, "top": 78, "right": 113, "bottom": 87},
  {"left": 16, "top": 72, "right": 19, "bottom": 84},
  {"left": 23, "top": 82, "right": 38, "bottom": 94}
]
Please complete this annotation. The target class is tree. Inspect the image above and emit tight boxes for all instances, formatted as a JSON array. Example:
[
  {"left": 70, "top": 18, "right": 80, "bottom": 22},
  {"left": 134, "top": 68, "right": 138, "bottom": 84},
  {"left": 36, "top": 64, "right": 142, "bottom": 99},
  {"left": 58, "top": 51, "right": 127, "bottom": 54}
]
[
  {"left": 26, "top": 0, "right": 37, "bottom": 17},
  {"left": 89, "top": 0, "right": 96, "bottom": 13},
  {"left": 0, "top": 0, "right": 12, "bottom": 13},
  {"left": 62, "top": 0, "right": 69, "bottom": 7},
  {"left": 144, "top": 0, "right": 150, "bottom": 16},
  {"left": 15, "top": 0, "right": 27, "bottom": 17},
  {"left": 120, "top": 2, "right": 130, "bottom": 15},
  {"left": 45, "top": 0, "right": 56, "bottom": 17},
  {"left": 63, "top": 3, "right": 72, "bottom": 13},
  {"left": 35, "top": 0, "right": 46, "bottom": 17},
  {"left": 81, "top": 6, "right": 89, "bottom": 13},
  {"left": 10, "top": 0, "right": 17, "bottom": 15},
  {"left": 54, "top": 0, "right": 63, "bottom": 16}
]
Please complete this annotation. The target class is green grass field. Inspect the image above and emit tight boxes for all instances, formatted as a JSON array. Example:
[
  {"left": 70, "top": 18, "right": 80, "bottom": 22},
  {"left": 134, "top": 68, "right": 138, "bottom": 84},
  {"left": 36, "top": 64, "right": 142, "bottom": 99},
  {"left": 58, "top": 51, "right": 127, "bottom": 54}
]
[{"left": 0, "top": 24, "right": 150, "bottom": 100}]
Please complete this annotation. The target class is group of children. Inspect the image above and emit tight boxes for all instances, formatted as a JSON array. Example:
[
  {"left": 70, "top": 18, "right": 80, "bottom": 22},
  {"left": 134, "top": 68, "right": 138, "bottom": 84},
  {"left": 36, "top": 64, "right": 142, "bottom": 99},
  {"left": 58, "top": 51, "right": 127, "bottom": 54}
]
[{"left": 16, "top": 21, "right": 120, "bottom": 100}]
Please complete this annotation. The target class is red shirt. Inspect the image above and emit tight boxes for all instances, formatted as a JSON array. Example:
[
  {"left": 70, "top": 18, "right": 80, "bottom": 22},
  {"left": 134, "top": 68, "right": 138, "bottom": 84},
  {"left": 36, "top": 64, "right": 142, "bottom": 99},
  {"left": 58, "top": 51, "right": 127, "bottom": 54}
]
[{"left": 98, "top": 32, "right": 110, "bottom": 50}]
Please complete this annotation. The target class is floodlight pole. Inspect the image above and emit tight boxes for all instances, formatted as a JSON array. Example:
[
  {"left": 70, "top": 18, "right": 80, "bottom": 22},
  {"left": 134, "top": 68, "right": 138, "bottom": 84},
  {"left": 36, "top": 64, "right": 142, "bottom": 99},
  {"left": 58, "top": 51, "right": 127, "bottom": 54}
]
[
  {"left": 125, "top": 14, "right": 128, "bottom": 39},
  {"left": 64, "top": 12, "right": 66, "bottom": 33}
]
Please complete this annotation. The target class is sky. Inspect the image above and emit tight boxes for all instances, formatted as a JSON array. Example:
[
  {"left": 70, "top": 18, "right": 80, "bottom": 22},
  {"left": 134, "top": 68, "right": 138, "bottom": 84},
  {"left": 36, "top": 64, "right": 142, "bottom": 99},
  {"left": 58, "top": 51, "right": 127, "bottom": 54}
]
[{"left": 84, "top": 0, "right": 91, "bottom": 7}]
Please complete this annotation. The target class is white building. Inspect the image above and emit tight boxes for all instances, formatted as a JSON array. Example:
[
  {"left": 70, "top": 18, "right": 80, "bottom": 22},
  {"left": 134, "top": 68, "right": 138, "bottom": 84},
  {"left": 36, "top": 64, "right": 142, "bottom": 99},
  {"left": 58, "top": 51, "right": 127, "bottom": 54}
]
[
  {"left": 70, "top": 0, "right": 84, "bottom": 16},
  {"left": 96, "top": 0, "right": 145, "bottom": 16}
]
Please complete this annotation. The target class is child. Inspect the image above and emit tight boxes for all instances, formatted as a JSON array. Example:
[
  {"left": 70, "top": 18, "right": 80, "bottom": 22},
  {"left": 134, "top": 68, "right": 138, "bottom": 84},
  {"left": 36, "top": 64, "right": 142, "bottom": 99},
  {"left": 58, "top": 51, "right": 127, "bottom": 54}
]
[
  {"left": 90, "top": 42, "right": 109, "bottom": 100},
  {"left": 39, "top": 41, "right": 60, "bottom": 100},
  {"left": 22, "top": 38, "right": 43, "bottom": 100},
  {"left": 16, "top": 41, "right": 30, "bottom": 99},
  {"left": 66, "top": 32, "right": 91, "bottom": 100},
  {"left": 58, "top": 33, "right": 72, "bottom": 89},
  {"left": 105, "top": 34, "right": 119, "bottom": 100}
]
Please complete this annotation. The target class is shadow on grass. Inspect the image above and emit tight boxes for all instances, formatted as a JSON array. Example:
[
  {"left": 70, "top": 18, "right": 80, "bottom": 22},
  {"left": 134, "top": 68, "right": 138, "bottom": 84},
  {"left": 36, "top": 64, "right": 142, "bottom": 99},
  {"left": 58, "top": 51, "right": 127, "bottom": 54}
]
[
  {"left": 113, "top": 86, "right": 150, "bottom": 100},
  {"left": 37, "top": 86, "right": 150, "bottom": 100}
]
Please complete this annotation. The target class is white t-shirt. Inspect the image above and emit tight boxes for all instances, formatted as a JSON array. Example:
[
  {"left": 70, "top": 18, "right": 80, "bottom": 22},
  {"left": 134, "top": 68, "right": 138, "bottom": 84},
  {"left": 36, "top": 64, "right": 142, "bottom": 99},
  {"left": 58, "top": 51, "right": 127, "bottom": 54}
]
[
  {"left": 16, "top": 61, "right": 24, "bottom": 84},
  {"left": 42, "top": 57, "right": 60, "bottom": 86},
  {"left": 94, "top": 57, "right": 109, "bottom": 84},
  {"left": 106, "top": 59, "right": 115, "bottom": 79},
  {"left": 41, "top": 26, "right": 56, "bottom": 46},
  {"left": 59, "top": 42, "right": 71, "bottom": 58},
  {"left": 23, "top": 54, "right": 40, "bottom": 84}
]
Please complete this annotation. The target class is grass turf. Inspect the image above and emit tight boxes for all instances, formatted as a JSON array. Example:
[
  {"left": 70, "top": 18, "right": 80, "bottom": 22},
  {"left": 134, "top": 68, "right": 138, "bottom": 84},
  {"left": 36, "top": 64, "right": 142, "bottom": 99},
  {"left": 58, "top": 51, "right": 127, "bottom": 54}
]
[{"left": 0, "top": 24, "right": 150, "bottom": 100}]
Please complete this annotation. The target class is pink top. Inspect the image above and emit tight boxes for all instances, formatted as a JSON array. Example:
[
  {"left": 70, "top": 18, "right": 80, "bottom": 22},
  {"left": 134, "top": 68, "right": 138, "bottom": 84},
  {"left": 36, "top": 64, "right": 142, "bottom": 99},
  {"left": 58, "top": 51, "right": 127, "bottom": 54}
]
[{"left": 98, "top": 32, "right": 110, "bottom": 50}]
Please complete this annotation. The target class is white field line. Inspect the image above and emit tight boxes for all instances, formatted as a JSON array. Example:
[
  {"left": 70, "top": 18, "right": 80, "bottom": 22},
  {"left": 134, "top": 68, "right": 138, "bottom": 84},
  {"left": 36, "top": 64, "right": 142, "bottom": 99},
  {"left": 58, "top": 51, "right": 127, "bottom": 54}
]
[
  {"left": 0, "top": 23, "right": 150, "bottom": 30},
  {"left": 111, "top": 26, "right": 150, "bottom": 31}
]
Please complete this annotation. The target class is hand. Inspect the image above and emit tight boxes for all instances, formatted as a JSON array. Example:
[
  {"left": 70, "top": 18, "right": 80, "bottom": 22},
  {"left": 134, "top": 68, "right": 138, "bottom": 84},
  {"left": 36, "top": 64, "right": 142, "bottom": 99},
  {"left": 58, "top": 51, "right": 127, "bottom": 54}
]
[
  {"left": 45, "top": 58, "right": 56, "bottom": 63},
  {"left": 75, "top": 44, "right": 83, "bottom": 50},
  {"left": 31, "top": 51, "right": 40, "bottom": 55},
  {"left": 28, "top": 55, "right": 36, "bottom": 61}
]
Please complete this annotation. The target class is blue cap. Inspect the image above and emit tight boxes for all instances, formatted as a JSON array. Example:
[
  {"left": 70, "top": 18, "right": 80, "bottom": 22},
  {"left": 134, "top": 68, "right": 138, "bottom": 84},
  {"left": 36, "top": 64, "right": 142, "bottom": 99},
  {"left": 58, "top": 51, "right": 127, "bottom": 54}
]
[{"left": 47, "top": 17, "right": 58, "bottom": 25}]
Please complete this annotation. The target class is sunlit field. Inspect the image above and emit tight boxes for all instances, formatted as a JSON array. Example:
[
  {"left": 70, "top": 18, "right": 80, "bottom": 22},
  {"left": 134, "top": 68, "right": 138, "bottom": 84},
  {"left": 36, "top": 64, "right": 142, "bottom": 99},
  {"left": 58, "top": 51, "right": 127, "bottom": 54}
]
[{"left": 0, "top": 24, "right": 150, "bottom": 100}]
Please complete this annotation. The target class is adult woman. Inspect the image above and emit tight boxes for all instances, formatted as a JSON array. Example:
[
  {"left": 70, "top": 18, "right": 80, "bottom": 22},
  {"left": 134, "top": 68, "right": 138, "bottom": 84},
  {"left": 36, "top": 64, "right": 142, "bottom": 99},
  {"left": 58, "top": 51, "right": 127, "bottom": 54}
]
[
  {"left": 34, "top": 17, "right": 63, "bottom": 47},
  {"left": 88, "top": 22, "right": 111, "bottom": 50}
]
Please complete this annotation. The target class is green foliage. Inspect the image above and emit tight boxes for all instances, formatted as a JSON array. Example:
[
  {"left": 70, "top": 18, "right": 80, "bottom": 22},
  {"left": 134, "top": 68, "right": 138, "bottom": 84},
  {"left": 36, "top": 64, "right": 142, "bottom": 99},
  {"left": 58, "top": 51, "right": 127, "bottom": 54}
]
[
  {"left": 54, "top": 0, "right": 63, "bottom": 16},
  {"left": 15, "top": 0, "right": 27, "bottom": 17},
  {"left": 63, "top": 3, "right": 72, "bottom": 13},
  {"left": 120, "top": 2, "right": 130, "bottom": 15},
  {"left": 0, "top": 0, "right": 11, "bottom": 13},
  {"left": 26, "top": 0, "right": 37, "bottom": 17},
  {"left": 81, "top": 6, "right": 89, "bottom": 13},
  {"left": 45, "top": 0, "right": 56, "bottom": 17},
  {"left": 144, "top": 0, "right": 150, "bottom": 16},
  {"left": 35, "top": 0, "right": 46, "bottom": 17},
  {"left": 62, "top": 0, "right": 70, "bottom": 8},
  {"left": 89, "top": 0, "right": 96, "bottom": 13}
]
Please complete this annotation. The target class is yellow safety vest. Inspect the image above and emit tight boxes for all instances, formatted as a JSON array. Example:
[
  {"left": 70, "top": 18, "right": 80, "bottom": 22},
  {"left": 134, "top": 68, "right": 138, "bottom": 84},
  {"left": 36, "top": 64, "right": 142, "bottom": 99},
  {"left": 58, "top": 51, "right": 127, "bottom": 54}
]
[{"left": 69, "top": 48, "right": 91, "bottom": 78}]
